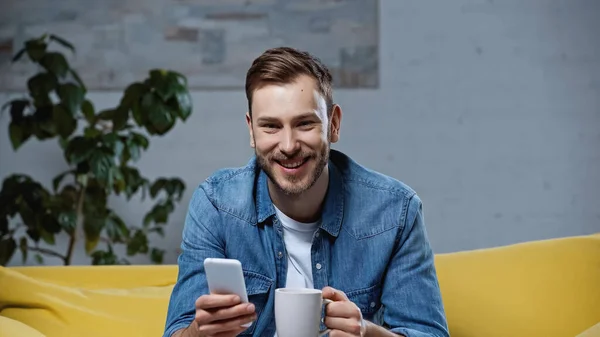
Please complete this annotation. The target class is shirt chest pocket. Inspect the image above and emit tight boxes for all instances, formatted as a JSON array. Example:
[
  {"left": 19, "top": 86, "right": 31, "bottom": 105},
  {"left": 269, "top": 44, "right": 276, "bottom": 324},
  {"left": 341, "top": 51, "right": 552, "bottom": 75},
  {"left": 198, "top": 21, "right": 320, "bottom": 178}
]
[
  {"left": 346, "top": 284, "right": 382, "bottom": 319},
  {"left": 239, "top": 270, "right": 273, "bottom": 336}
]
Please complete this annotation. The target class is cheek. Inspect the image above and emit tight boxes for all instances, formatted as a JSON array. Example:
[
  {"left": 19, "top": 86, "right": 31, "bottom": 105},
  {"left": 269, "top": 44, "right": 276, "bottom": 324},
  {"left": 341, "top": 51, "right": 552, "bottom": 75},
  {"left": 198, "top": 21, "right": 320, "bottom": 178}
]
[{"left": 254, "top": 135, "right": 278, "bottom": 152}]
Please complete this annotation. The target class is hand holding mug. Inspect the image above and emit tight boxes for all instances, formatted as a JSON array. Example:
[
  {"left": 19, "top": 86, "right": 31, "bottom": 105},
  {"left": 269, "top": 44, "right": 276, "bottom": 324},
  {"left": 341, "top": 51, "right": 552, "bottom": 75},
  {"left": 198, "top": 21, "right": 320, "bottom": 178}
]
[{"left": 322, "top": 286, "right": 367, "bottom": 337}]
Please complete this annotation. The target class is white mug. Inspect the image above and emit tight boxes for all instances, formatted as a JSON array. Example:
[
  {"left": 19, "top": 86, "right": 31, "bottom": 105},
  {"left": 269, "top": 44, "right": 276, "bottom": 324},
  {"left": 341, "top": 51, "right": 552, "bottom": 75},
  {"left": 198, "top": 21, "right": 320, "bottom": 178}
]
[{"left": 275, "top": 288, "right": 332, "bottom": 337}]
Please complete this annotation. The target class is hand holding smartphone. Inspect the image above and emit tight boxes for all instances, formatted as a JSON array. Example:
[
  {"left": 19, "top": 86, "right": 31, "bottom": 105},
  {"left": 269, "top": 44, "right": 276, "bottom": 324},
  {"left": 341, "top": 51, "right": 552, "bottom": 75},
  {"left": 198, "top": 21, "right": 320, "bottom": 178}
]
[
  {"left": 204, "top": 258, "right": 250, "bottom": 305},
  {"left": 192, "top": 258, "right": 254, "bottom": 332}
]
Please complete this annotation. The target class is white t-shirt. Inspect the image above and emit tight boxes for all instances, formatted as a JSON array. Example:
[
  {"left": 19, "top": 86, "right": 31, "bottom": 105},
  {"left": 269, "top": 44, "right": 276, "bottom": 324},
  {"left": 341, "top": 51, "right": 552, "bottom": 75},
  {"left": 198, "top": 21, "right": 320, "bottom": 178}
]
[
  {"left": 272, "top": 205, "right": 320, "bottom": 337},
  {"left": 273, "top": 205, "right": 320, "bottom": 289}
]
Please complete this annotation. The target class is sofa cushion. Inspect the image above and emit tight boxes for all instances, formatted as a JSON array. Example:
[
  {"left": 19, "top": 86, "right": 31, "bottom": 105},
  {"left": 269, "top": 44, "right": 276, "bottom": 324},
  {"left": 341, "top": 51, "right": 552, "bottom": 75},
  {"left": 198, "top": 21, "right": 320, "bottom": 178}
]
[
  {"left": 0, "top": 316, "right": 46, "bottom": 337},
  {"left": 0, "top": 266, "right": 174, "bottom": 337},
  {"left": 434, "top": 233, "right": 600, "bottom": 337}
]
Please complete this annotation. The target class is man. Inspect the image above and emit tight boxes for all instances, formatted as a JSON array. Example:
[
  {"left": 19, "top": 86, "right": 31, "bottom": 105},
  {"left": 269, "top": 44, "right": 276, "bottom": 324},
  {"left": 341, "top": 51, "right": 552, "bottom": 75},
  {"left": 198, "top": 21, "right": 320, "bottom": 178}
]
[{"left": 163, "top": 47, "right": 449, "bottom": 337}]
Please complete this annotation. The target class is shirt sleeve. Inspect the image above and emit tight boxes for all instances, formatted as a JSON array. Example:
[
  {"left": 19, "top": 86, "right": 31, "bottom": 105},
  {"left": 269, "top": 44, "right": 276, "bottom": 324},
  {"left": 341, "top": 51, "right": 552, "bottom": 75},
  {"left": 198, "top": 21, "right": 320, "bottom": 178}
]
[
  {"left": 163, "top": 186, "right": 226, "bottom": 337},
  {"left": 381, "top": 194, "right": 450, "bottom": 337}
]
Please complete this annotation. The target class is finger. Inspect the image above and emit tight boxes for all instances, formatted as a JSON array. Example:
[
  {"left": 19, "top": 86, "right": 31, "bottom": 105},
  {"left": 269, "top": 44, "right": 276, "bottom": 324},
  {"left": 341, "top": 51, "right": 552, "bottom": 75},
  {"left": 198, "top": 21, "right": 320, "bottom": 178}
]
[
  {"left": 322, "top": 286, "right": 349, "bottom": 302},
  {"left": 197, "top": 302, "right": 256, "bottom": 324},
  {"left": 325, "top": 301, "right": 362, "bottom": 319},
  {"left": 196, "top": 294, "right": 241, "bottom": 309},
  {"left": 197, "top": 313, "right": 257, "bottom": 335},
  {"left": 209, "top": 325, "right": 249, "bottom": 337},
  {"left": 324, "top": 316, "right": 362, "bottom": 336},
  {"left": 329, "top": 330, "right": 356, "bottom": 337}
]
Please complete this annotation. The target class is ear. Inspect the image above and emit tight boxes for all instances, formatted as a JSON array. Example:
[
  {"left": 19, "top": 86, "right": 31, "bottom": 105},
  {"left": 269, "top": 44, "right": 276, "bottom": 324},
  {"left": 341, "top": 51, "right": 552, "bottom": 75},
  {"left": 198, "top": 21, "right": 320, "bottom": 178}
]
[
  {"left": 246, "top": 112, "right": 255, "bottom": 148},
  {"left": 329, "top": 104, "right": 342, "bottom": 143}
]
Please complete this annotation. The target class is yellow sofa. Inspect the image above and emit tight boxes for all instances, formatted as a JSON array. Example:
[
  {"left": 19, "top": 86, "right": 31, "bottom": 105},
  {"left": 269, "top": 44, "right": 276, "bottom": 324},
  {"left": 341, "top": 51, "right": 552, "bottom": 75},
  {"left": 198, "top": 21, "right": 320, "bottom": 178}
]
[{"left": 1, "top": 233, "right": 599, "bottom": 337}]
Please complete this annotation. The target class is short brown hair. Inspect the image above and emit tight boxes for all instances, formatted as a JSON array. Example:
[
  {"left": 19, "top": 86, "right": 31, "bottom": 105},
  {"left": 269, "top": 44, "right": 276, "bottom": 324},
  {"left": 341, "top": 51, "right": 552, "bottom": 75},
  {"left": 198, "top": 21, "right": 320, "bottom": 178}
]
[{"left": 245, "top": 47, "right": 333, "bottom": 116}]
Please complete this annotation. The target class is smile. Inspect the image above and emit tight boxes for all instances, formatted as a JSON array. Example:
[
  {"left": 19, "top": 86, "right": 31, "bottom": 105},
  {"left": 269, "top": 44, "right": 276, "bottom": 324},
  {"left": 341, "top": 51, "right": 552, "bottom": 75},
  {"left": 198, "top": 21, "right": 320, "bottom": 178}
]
[{"left": 276, "top": 158, "right": 309, "bottom": 169}]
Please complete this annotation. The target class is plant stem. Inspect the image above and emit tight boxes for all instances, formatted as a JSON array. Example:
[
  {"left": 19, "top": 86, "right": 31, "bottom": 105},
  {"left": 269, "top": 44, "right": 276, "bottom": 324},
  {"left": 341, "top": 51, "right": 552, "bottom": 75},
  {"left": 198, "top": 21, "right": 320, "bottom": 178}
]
[
  {"left": 65, "top": 182, "right": 86, "bottom": 266},
  {"left": 28, "top": 246, "right": 66, "bottom": 261}
]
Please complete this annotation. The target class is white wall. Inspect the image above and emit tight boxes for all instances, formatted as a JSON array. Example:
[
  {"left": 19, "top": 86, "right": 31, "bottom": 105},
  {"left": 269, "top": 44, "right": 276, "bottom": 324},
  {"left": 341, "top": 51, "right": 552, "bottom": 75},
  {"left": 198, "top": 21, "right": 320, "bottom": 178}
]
[{"left": 2, "top": 0, "right": 599, "bottom": 266}]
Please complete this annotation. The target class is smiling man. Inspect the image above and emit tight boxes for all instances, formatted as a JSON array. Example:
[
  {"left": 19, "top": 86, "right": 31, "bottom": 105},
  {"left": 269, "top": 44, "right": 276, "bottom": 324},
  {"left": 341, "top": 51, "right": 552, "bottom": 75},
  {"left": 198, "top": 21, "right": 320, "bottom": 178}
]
[{"left": 163, "top": 47, "right": 449, "bottom": 337}]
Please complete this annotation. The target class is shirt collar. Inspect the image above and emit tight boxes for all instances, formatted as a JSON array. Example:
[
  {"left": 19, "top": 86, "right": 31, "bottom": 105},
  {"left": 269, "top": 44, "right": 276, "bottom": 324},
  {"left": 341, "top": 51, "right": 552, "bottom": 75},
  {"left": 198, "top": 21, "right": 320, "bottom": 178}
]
[{"left": 254, "top": 158, "right": 344, "bottom": 238}]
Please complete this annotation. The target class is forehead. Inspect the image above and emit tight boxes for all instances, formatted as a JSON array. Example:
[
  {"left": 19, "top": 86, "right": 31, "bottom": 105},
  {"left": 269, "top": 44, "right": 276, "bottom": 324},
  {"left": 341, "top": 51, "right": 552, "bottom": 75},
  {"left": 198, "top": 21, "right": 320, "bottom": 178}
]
[{"left": 251, "top": 75, "right": 327, "bottom": 120}]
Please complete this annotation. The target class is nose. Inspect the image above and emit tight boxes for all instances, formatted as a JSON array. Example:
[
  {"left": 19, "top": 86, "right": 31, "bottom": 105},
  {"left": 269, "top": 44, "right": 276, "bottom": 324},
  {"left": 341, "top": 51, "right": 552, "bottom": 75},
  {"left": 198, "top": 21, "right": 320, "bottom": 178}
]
[{"left": 279, "top": 127, "right": 300, "bottom": 156}]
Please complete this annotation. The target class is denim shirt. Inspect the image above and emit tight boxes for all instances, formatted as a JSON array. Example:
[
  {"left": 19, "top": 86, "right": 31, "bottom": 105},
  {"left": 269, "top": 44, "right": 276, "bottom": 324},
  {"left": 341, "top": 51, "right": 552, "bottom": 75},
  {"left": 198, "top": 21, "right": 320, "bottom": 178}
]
[{"left": 163, "top": 150, "right": 449, "bottom": 337}]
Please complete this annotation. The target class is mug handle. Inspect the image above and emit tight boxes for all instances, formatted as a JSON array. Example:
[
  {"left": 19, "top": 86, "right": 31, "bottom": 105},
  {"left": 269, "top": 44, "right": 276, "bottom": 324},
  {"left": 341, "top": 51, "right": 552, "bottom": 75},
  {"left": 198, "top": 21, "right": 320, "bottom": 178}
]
[{"left": 318, "top": 299, "right": 333, "bottom": 337}]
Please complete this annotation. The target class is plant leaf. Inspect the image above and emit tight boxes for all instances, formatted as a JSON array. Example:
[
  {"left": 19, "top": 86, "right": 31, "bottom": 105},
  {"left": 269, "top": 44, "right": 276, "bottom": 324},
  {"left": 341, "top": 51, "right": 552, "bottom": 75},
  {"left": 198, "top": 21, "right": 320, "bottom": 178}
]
[
  {"left": 81, "top": 100, "right": 95, "bottom": 123},
  {"left": 40, "top": 52, "right": 69, "bottom": 78},
  {"left": 57, "top": 211, "right": 77, "bottom": 234},
  {"left": 150, "top": 247, "right": 164, "bottom": 264},
  {"left": 57, "top": 83, "right": 85, "bottom": 116},
  {"left": 53, "top": 104, "right": 77, "bottom": 138},
  {"left": 0, "top": 217, "right": 8, "bottom": 235},
  {"left": 126, "top": 139, "right": 141, "bottom": 162},
  {"left": 52, "top": 170, "right": 73, "bottom": 191},
  {"left": 148, "top": 226, "right": 165, "bottom": 237},
  {"left": 12, "top": 47, "right": 26, "bottom": 63},
  {"left": 148, "top": 69, "right": 178, "bottom": 101},
  {"left": 130, "top": 132, "right": 149, "bottom": 149},
  {"left": 169, "top": 178, "right": 186, "bottom": 201},
  {"left": 141, "top": 93, "right": 174, "bottom": 135},
  {"left": 111, "top": 106, "right": 129, "bottom": 131},
  {"left": 69, "top": 69, "right": 87, "bottom": 93},
  {"left": 83, "top": 215, "right": 104, "bottom": 254},
  {"left": 49, "top": 34, "right": 75, "bottom": 53},
  {"left": 84, "top": 126, "right": 102, "bottom": 138},
  {"left": 120, "top": 82, "right": 147, "bottom": 126},
  {"left": 39, "top": 227, "right": 55, "bottom": 245},
  {"left": 27, "top": 73, "right": 58, "bottom": 97},
  {"left": 65, "top": 137, "right": 95, "bottom": 165},
  {"left": 119, "top": 166, "right": 147, "bottom": 199},
  {"left": 150, "top": 178, "right": 167, "bottom": 198},
  {"left": 0, "top": 237, "right": 17, "bottom": 266},
  {"left": 19, "top": 237, "right": 28, "bottom": 263},
  {"left": 175, "top": 91, "right": 192, "bottom": 121},
  {"left": 34, "top": 254, "right": 44, "bottom": 264},
  {"left": 31, "top": 106, "right": 57, "bottom": 139},
  {"left": 96, "top": 109, "right": 116, "bottom": 121},
  {"left": 89, "top": 149, "right": 115, "bottom": 186},
  {"left": 25, "top": 39, "right": 47, "bottom": 62},
  {"left": 143, "top": 199, "right": 174, "bottom": 226},
  {"left": 126, "top": 229, "right": 148, "bottom": 256},
  {"left": 9, "top": 121, "right": 27, "bottom": 150},
  {"left": 91, "top": 249, "right": 118, "bottom": 265},
  {"left": 4, "top": 99, "right": 30, "bottom": 121},
  {"left": 105, "top": 212, "right": 129, "bottom": 243},
  {"left": 102, "top": 133, "right": 124, "bottom": 158}
]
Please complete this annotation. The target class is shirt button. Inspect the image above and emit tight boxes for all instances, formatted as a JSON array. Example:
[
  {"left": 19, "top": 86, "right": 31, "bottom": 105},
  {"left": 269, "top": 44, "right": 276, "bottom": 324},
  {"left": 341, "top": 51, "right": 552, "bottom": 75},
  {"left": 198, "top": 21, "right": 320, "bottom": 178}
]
[
  {"left": 316, "top": 263, "right": 322, "bottom": 270},
  {"left": 278, "top": 251, "right": 283, "bottom": 258},
  {"left": 370, "top": 302, "right": 376, "bottom": 308},
  {"left": 315, "top": 231, "right": 320, "bottom": 238}
]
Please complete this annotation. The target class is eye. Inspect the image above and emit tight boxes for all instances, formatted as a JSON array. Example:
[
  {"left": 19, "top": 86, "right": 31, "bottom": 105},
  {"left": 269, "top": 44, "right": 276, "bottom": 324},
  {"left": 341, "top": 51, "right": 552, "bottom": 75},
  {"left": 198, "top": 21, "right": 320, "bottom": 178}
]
[
  {"left": 298, "top": 121, "right": 314, "bottom": 128},
  {"left": 260, "top": 123, "right": 280, "bottom": 133}
]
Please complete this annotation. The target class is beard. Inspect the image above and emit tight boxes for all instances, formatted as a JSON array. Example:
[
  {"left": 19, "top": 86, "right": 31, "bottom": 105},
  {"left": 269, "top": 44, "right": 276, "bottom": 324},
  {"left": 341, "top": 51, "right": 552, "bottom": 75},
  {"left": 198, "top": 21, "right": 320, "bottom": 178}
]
[{"left": 256, "top": 142, "right": 330, "bottom": 196}]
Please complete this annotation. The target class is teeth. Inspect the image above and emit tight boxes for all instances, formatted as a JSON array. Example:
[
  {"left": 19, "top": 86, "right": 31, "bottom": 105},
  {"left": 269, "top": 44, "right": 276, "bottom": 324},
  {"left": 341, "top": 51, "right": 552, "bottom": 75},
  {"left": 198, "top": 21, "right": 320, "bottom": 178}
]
[{"left": 280, "top": 160, "right": 304, "bottom": 169}]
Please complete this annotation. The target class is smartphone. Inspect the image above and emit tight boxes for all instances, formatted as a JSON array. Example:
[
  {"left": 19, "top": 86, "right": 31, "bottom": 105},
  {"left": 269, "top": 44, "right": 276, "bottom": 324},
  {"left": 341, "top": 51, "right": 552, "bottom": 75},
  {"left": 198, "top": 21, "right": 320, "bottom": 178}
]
[{"left": 203, "top": 258, "right": 252, "bottom": 327}]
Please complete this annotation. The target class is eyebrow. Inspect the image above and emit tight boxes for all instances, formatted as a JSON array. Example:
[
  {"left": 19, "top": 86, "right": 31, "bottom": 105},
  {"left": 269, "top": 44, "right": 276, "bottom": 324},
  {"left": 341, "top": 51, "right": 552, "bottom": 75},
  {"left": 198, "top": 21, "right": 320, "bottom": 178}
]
[{"left": 256, "top": 112, "right": 319, "bottom": 124}]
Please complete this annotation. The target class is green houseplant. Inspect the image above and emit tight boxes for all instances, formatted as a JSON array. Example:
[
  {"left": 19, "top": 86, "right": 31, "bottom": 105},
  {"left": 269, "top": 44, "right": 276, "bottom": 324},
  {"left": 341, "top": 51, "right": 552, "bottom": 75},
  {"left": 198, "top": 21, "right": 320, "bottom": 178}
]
[{"left": 0, "top": 34, "right": 192, "bottom": 266}]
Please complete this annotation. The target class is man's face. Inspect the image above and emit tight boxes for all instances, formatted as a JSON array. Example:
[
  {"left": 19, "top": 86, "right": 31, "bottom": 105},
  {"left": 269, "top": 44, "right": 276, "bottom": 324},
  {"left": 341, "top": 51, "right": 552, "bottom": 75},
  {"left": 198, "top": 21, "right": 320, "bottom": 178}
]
[{"left": 246, "top": 75, "right": 341, "bottom": 196}]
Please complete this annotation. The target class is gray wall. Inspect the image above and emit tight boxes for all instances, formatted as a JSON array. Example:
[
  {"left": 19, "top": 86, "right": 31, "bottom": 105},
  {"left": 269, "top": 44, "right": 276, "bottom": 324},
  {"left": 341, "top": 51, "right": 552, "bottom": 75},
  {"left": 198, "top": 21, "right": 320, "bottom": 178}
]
[{"left": 1, "top": 0, "right": 599, "bottom": 266}]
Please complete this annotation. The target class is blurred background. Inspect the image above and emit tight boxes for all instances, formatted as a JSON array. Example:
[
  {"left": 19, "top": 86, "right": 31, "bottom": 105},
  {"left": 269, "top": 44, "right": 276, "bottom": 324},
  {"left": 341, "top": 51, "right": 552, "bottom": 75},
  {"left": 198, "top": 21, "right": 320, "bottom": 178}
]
[{"left": 1, "top": 0, "right": 599, "bottom": 267}]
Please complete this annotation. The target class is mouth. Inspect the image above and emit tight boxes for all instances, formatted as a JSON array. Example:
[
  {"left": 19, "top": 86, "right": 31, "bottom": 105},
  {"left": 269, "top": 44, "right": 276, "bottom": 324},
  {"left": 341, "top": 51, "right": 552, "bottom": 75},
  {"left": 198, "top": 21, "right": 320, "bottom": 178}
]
[{"left": 275, "top": 158, "right": 309, "bottom": 170}]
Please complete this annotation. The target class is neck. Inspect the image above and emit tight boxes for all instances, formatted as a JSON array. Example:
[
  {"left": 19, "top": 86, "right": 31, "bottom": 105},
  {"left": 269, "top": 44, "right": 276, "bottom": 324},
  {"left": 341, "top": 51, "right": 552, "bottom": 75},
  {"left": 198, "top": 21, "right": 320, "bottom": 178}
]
[{"left": 268, "top": 166, "right": 329, "bottom": 223}]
